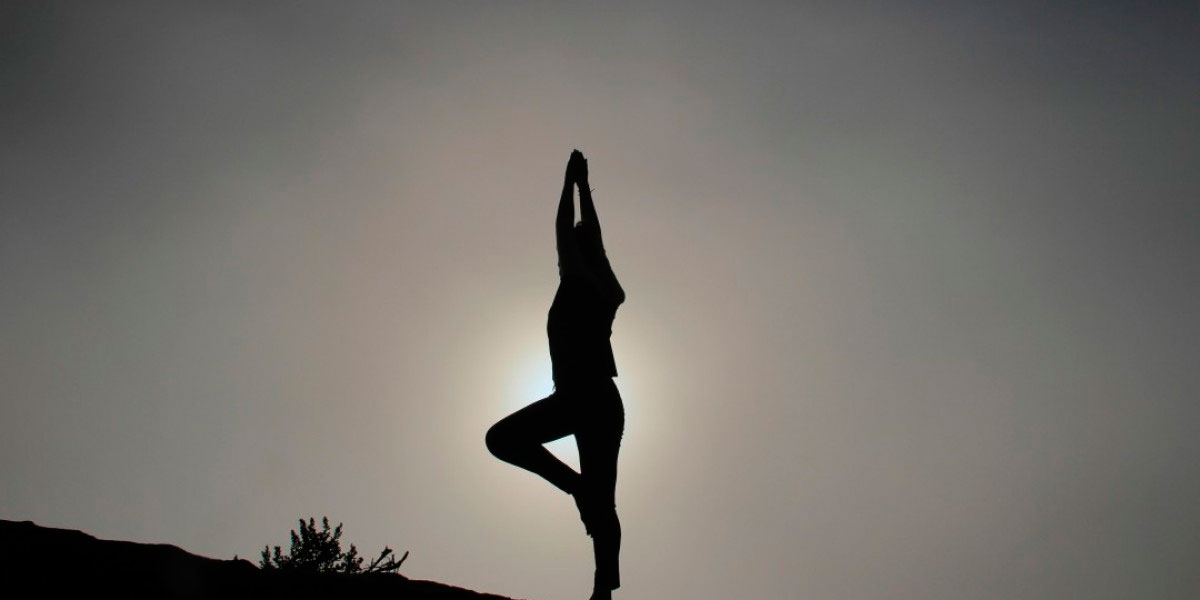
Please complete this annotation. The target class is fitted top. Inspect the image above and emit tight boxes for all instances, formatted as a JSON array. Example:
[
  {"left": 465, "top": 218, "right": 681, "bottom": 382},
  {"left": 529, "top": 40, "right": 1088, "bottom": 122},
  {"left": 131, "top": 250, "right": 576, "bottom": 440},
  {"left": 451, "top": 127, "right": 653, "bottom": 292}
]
[{"left": 547, "top": 271, "right": 622, "bottom": 385}]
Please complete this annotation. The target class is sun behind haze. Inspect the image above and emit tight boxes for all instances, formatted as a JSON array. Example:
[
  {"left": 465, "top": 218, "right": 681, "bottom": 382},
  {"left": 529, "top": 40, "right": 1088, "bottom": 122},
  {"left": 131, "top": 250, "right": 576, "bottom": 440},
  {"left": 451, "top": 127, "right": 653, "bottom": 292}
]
[{"left": 2, "top": 2, "right": 1198, "bottom": 599}]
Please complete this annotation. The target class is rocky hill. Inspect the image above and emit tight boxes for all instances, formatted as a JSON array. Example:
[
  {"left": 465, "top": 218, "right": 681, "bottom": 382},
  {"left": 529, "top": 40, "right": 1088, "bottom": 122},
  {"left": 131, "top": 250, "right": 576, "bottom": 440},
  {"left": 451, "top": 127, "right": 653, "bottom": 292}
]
[{"left": 0, "top": 519, "right": 523, "bottom": 599}]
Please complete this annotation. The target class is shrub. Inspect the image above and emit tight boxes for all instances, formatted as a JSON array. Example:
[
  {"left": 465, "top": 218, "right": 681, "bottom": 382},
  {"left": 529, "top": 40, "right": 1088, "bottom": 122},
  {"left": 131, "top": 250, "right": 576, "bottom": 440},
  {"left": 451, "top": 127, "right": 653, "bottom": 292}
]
[{"left": 259, "top": 517, "right": 407, "bottom": 574}]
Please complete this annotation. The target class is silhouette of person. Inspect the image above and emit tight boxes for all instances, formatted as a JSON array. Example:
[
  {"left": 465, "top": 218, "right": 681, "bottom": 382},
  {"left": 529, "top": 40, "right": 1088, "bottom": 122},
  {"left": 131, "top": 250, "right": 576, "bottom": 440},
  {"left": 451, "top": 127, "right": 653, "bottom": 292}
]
[{"left": 486, "top": 149, "right": 625, "bottom": 599}]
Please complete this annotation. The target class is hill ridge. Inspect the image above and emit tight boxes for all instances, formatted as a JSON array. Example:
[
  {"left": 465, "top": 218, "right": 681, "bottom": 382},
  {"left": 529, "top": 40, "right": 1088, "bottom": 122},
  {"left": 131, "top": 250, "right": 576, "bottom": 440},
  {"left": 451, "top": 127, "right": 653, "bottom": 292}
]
[{"left": 0, "top": 519, "right": 525, "bottom": 600}]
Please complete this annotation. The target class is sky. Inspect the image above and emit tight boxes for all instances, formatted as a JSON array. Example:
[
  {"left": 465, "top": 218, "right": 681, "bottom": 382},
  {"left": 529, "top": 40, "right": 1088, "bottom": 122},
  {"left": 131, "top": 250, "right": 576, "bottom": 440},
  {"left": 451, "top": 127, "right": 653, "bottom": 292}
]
[{"left": 2, "top": 2, "right": 1198, "bottom": 598}]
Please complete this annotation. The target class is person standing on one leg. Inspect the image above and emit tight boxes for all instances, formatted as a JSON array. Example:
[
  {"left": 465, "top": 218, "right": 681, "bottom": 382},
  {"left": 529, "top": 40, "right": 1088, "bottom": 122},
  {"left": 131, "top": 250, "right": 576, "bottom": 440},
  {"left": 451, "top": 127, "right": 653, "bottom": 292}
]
[{"left": 486, "top": 149, "right": 626, "bottom": 599}]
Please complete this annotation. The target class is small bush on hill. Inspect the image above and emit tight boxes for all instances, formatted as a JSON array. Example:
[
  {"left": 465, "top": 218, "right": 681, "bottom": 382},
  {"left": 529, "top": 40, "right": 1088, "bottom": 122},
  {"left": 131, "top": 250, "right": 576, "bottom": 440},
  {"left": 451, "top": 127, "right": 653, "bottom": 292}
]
[{"left": 259, "top": 517, "right": 407, "bottom": 574}]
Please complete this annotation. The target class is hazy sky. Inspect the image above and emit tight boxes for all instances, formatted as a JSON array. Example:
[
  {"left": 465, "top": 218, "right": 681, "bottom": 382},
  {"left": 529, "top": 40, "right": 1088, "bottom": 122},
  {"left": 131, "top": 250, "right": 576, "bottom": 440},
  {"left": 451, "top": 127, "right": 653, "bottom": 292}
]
[{"left": 2, "top": 2, "right": 1198, "bottom": 598}]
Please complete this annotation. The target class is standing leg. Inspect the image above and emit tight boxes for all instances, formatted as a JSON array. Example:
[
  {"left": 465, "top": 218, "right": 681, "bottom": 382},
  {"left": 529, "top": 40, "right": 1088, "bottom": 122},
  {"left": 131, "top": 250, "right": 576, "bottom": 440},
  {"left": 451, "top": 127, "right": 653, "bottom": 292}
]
[
  {"left": 486, "top": 391, "right": 581, "bottom": 495},
  {"left": 576, "top": 382, "right": 625, "bottom": 595}
]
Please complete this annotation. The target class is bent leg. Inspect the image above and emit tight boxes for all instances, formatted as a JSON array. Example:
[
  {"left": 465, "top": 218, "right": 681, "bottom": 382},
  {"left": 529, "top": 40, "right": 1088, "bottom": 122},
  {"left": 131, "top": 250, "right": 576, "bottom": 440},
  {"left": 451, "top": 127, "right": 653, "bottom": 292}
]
[{"left": 486, "top": 392, "right": 581, "bottom": 495}]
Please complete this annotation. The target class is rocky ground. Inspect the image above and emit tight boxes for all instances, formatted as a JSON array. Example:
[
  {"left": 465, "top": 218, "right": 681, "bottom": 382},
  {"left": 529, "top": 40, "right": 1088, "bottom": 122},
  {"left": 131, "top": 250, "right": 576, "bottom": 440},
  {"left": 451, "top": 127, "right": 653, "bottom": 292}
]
[{"left": 0, "top": 519, "right": 523, "bottom": 599}]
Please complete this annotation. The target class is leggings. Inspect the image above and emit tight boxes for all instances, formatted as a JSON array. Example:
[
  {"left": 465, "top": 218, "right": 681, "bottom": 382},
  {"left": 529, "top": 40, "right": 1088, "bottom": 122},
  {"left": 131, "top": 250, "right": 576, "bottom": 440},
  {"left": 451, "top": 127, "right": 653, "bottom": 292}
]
[{"left": 486, "top": 377, "right": 624, "bottom": 591}]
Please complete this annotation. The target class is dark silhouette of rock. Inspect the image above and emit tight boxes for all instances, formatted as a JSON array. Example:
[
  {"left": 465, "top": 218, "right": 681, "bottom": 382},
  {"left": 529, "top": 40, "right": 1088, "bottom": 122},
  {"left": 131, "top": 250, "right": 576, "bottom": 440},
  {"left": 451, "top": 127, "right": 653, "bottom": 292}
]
[{"left": 0, "top": 519, "right": 525, "bottom": 599}]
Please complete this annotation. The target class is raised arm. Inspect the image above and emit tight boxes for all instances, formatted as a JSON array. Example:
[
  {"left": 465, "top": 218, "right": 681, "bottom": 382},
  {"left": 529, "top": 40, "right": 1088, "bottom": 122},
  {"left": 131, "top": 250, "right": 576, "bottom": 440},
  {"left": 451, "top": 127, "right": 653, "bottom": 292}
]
[
  {"left": 561, "top": 150, "right": 625, "bottom": 303},
  {"left": 577, "top": 158, "right": 601, "bottom": 235},
  {"left": 557, "top": 151, "right": 584, "bottom": 275}
]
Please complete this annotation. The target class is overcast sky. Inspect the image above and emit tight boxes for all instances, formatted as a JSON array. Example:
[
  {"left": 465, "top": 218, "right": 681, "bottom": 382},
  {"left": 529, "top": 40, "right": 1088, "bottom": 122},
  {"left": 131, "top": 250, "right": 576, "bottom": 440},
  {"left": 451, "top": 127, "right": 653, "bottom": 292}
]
[{"left": 2, "top": 2, "right": 1198, "bottom": 599}]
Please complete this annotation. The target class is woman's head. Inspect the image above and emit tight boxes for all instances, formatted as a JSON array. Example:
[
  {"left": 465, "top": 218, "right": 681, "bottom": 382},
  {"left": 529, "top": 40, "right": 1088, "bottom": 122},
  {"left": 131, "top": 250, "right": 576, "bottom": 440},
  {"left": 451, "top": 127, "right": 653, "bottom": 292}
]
[
  {"left": 574, "top": 222, "right": 608, "bottom": 265},
  {"left": 558, "top": 222, "right": 610, "bottom": 277}
]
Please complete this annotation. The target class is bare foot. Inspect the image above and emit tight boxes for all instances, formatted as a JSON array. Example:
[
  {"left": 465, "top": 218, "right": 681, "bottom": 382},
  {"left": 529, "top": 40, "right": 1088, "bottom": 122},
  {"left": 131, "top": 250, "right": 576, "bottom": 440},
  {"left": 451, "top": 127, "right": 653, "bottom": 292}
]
[{"left": 572, "top": 491, "right": 594, "bottom": 536}]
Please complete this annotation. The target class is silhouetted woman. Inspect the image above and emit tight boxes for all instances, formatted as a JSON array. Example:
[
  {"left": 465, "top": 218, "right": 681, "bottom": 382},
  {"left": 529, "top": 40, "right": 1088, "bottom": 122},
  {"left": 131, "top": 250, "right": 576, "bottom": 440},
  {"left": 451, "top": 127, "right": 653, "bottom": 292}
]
[{"left": 486, "top": 149, "right": 625, "bottom": 599}]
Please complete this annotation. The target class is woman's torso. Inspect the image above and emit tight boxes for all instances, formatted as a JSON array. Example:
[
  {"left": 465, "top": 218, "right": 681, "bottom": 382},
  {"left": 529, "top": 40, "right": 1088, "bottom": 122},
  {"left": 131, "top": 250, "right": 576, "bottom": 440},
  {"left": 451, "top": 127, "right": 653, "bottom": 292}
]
[{"left": 547, "top": 275, "right": 620, "bottom": 386}]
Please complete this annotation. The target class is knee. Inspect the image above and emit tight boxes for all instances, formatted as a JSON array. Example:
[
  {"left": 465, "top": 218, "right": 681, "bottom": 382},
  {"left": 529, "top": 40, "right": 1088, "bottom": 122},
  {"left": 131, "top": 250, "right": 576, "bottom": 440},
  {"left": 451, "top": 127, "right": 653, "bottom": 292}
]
[
  {"left": 594, "top": 503, "right": 619, "bottom": 526},
  {"left": 485, "top": 422, "right": 512, "bottom": 460},
  {"left": 592, "top": 507, "right": 621, "bottom": 542}
]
